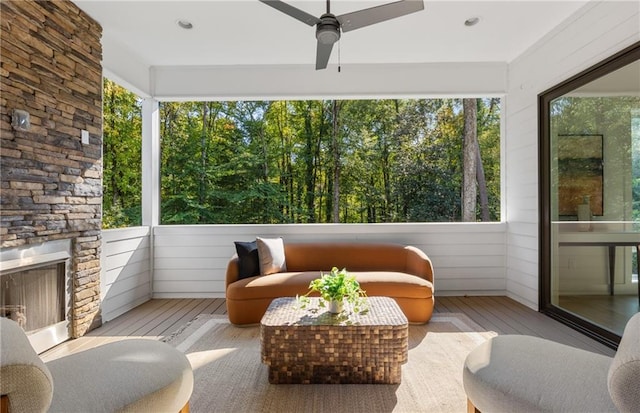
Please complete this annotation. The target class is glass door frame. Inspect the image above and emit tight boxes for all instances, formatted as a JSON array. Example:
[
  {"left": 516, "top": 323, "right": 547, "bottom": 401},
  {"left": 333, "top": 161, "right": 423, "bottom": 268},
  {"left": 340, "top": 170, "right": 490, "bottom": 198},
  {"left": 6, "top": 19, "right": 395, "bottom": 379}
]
[{"left": 538, "top": 41, "right": 640, "bottom": 349}]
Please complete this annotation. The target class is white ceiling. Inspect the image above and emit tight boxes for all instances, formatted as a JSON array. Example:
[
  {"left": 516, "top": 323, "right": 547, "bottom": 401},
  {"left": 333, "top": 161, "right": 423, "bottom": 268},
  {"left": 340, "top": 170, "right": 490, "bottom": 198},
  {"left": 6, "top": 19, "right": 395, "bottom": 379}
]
[{"left": 75, "top": 0, "right": 590, "bottom": 69}]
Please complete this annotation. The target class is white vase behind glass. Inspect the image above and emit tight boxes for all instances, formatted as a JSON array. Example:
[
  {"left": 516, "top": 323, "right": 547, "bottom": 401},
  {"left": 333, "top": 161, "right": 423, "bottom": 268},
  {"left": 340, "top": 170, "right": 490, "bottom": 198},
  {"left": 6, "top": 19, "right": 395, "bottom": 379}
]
[{"left": 577, "top": 195, "right": 592, "bottom": 231}]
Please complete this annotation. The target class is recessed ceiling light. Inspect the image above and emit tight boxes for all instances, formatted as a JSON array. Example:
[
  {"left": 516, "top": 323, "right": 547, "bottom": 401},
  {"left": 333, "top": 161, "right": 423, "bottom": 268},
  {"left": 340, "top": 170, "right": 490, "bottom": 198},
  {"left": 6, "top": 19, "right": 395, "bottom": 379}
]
[
  {"left": 177, "top": 19, "right": 193, "bottom": 30},
  {"left": 464, "top": 17, "right": 480, "bottom": 27}
]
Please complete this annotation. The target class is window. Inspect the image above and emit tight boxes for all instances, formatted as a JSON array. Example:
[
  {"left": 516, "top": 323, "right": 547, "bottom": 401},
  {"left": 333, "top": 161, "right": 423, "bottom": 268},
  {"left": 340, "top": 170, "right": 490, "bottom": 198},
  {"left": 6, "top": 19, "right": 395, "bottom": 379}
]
[
  {"left": 102, "top": 78, "right": 142, "bottom": 228},
  {"left": 159, "top": 98, "right": 501, "bottom": 224}
]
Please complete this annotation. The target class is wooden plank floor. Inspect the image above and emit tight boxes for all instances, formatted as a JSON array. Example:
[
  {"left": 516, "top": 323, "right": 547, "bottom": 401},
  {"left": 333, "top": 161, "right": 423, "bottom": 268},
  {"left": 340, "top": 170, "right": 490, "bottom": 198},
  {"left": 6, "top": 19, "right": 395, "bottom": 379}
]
[
  {"left": 41, "top": 296, "right": 615, "bottom": 362},
  {"left": 559, "top": 294, "right": 639, "bottom": 335}
]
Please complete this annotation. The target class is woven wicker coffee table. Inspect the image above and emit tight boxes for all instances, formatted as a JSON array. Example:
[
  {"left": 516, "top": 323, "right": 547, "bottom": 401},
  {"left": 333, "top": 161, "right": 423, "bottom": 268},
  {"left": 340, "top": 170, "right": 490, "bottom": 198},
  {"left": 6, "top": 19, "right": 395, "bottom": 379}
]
[{"left": 260, "top": 296, "right": 409, "bottom": 384}]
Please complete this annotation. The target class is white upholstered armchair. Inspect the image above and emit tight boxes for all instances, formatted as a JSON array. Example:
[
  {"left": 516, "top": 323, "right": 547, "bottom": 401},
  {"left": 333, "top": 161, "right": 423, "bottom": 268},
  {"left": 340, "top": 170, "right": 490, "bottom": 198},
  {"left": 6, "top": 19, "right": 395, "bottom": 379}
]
[
  {"left": 463, "top": 312, "right": 640, "bottom": 413},
  {"left": 0, "top": 317, "right": 193, "bottom": 413}
]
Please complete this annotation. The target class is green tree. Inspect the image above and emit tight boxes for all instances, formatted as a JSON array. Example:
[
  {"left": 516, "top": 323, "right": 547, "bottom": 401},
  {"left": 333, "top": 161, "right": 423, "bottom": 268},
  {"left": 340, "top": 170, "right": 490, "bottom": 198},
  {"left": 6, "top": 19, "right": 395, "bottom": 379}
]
[
  {"left": 150, "top": 98, "right": 502, "bottom": 225},
  {"left": 102, "top": 79, "right": 142, "bottom": 228},
  {"left": 462, "top": 98, "right": 478, "bottom": 221}
]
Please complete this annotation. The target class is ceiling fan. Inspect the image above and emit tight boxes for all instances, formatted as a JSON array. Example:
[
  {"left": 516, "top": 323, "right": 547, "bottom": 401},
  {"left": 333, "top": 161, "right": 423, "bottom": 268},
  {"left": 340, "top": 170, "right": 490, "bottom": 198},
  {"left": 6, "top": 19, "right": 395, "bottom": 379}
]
[{"left": 259, "top": 0, "right": 425, "bottom": 70}]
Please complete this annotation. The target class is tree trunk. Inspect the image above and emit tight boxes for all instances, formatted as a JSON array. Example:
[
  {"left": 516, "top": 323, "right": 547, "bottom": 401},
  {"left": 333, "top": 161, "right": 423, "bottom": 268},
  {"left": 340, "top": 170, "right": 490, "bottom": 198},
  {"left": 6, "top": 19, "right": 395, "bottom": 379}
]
[
  {"left": 303, "top": 102, "right": 315, "bottom": 222},
  {"left": 107, "top": 85, "right": 119, "bottom": 208},
  {"left": 325, "top": 173, "right": 333, "bottom": 223},
  {"left": 462, "top": 98, "right": 478, "bottom": 221},
  {"left": 199, "top": 102, "right": 208, "bottom": 223},
  {"left": 274, "top": 103, "right": 292, "bottom": 221},
  {"left": 331, "top": 100, "right": 341, "bottom": 223},
  {"left": 476, "top": 143, "right": 490, "bottom": 221}
]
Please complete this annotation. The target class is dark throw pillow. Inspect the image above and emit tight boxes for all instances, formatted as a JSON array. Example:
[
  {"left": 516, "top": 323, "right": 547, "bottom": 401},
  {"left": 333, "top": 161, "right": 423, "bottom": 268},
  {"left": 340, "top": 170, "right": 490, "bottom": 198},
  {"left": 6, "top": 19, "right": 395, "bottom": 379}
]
[{"left": 234, "top": 240, "right": 260, "bottom": 279}]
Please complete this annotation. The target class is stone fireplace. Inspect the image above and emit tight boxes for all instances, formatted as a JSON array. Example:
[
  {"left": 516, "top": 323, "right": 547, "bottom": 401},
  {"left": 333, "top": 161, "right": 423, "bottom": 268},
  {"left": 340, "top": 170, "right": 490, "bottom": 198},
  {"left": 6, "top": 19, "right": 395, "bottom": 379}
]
[{"left": 0, "top": 0, "right": 104, "bottom": 346}]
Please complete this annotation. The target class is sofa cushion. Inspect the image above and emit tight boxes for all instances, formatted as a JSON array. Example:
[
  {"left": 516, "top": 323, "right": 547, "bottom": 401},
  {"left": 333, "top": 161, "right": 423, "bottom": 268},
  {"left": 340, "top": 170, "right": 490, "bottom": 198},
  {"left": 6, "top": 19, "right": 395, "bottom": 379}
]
[
  {"left": 285, "top": 243, "right": 411, "bottom": 272},
  {"left": 234, "top": 240, "right": 260, "bottom": 279},
  {"left": 355, "top": 271, "right": 433, "bottom": 298},
  {"left": 226, "top": 271, "right": 433, "bottom": 301},
  {"left": 256, "top": 237, "right": 287, "bottom": 275}
]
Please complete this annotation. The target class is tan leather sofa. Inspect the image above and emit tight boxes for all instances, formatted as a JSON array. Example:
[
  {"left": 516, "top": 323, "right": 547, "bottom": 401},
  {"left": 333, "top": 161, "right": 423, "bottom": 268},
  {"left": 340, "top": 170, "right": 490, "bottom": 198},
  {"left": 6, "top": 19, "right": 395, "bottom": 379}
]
[{"left": 225, "top": 242, "right": 434, "bottom": 325}]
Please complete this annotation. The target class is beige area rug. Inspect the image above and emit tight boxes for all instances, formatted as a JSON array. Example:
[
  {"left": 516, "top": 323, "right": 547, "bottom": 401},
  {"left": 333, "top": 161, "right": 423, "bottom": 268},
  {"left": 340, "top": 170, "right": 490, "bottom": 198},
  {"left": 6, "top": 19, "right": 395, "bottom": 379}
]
[{"left": 164, "top": 313, "right": 496, "bottom": 413}]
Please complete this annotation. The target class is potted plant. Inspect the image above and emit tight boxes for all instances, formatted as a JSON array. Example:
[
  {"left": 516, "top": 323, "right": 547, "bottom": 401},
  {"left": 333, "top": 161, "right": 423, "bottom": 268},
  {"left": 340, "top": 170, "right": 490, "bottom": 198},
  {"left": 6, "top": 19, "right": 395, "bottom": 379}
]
[{"left": 297, "top": 267, "right": 368, "bottom": 314}]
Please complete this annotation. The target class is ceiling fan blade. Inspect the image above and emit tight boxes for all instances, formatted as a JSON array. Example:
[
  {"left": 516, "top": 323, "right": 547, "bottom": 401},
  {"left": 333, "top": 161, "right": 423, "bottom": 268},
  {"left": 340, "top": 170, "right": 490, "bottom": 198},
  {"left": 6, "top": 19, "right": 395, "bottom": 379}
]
[
  {"left": 259, "top": 0, "right": 321, "bottom": 26},
  {"left": 337, "top": 0, "right": 424, "bottom": 33},
  {"left": 316, "top": 40, "right": 334, "bottom": 70}
]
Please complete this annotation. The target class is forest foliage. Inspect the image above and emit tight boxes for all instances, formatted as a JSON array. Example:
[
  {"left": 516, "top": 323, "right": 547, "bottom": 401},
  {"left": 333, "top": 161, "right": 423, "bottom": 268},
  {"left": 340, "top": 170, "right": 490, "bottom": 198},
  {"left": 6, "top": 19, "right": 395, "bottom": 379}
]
[
  {"left": 103, "top": 79, "right": 142, "bottom": 228},
  {"left": 102, "top": 79, "right": 502, "bottom": 228}
]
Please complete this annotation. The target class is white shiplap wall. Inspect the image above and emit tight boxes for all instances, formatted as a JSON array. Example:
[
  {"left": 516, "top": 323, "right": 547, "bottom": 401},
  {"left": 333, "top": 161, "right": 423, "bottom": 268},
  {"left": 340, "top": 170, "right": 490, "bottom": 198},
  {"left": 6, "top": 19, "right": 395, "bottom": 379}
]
[
  {"left": 100, "top": 227, "right": 152, "bottom": 321},
  {"left": 505, "top": 1, "right": 640, "bottom": 309},
  {"left": 153, "top": 223, "right": 506, "bottom": 298}
]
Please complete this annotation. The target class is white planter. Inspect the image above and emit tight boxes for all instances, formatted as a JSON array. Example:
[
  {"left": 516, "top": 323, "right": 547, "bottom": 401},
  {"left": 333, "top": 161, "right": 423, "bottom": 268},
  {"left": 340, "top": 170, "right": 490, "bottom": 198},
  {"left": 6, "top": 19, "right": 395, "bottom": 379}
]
[{"left": 328, "top": 300, "right": 343, "bottom": 314}]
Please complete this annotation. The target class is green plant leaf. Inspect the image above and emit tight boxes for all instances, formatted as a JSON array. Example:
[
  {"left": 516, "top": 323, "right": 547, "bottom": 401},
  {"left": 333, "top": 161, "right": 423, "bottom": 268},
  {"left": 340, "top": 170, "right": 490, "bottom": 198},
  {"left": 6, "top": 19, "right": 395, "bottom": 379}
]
[{"left": 297, "top": 267, "right": 368, "bottom": 314}]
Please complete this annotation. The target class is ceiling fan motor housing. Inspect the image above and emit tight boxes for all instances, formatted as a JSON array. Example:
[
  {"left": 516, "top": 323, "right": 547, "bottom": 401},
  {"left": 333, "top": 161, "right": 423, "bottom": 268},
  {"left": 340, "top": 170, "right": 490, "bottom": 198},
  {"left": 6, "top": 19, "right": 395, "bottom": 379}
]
[
  {"left": 316, "top": 14, "right": 340, "bottom": 45},
  {"left": 259, "top": 0, "right": 425, "bottom": 69}
]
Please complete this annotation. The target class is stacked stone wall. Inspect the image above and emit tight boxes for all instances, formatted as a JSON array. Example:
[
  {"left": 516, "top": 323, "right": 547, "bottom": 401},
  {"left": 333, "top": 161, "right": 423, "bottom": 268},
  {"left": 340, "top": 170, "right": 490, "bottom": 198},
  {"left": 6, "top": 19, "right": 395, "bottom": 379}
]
[{"left": 0, "top": 0, "right": 103, "bottom": 336}]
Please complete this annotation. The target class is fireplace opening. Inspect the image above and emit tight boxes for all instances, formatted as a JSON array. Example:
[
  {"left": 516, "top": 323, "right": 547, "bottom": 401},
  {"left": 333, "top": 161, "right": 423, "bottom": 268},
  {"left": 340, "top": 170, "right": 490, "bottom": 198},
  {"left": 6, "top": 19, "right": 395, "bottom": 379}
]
[
  {"left": 0, "top": 239, "right": 72, "bottom": 353},
  {"left": 1, "top": 261, "right": 66, "bottom": 332}
]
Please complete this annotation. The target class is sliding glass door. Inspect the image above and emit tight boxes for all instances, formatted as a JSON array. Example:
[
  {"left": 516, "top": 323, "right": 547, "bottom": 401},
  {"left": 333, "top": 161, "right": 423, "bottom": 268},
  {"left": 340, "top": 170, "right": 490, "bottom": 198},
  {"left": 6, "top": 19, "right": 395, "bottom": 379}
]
[{"left": 539, "top": 42, "right": 640, "bottom": 348}]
